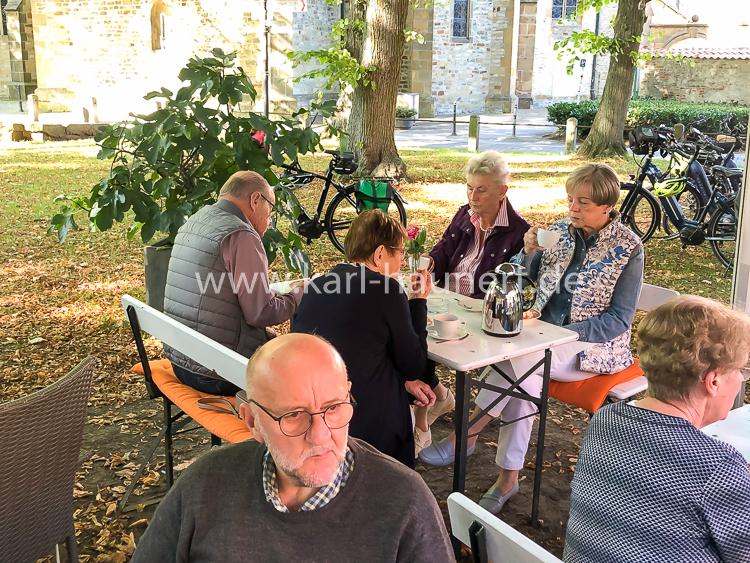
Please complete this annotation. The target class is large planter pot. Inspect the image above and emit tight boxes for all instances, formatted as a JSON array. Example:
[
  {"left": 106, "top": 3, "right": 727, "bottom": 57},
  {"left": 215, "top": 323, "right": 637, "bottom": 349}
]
[
  {"left": 144, "top": 238, "right": 173, "bottom": 312},
  {"left": 395, "top": 118, "right": 415, "bottom": 130}
]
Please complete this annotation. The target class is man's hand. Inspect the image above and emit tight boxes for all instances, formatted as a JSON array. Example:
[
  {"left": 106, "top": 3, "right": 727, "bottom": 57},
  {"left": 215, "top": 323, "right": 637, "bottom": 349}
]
[
  {"left": 524, "top": 226, "right": 544, "bottom": 255},
  {"left": 405, "top": 380, "right": 436, "bottom": 408}
]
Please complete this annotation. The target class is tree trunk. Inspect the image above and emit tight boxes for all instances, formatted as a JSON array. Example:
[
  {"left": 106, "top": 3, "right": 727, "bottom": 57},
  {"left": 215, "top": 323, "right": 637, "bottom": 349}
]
[
  {"left": 578, "top": 0, "right": 648, "bottom": 159},
  {"left": 345, "top": 0, "right": 409, "bottom": 178}
]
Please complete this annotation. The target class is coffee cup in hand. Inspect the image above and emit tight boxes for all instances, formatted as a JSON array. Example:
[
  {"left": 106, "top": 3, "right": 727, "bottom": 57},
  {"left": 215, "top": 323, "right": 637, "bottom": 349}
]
[
  {"left": 537, "top": 229, "right": 561, "bottom": 249},
  {"left": 433, "top": 313, "right": 460, "bottom": 338}
]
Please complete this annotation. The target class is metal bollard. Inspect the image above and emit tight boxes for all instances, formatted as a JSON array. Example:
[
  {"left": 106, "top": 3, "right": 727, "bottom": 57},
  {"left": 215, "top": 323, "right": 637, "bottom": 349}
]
[
  {"left": 452, "top": 97, "right": 462, "bottom": 136},
  {"left": 512, "top": 99, "right": 518, "bottom": 138},
  {"left": 468, "top": 115, "right": 480, "bottom": 152},
  {"left": 16, "top": 84, "right": 24, "bottom": 112},
  {"left": 28, "top": 93, "right": 39, "bottom": 122},
  {"left": 565, "top": 117, "right": 578, "bottom": 154}
]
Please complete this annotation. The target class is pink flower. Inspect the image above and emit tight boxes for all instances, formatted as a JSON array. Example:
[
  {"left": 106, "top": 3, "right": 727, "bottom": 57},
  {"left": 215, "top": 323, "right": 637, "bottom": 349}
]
[{"left": 406, "top": 225, "right": 420, "bottom": 240}]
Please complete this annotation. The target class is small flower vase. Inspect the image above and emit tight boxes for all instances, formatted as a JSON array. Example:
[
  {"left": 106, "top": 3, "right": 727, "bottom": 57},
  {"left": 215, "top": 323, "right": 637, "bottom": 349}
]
[{"left": 408, "top": 253, "right": 422, "bottom": 273}]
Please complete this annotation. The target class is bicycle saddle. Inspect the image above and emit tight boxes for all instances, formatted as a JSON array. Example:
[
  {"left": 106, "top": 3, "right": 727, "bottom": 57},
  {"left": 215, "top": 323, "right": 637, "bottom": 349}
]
[
  {"left": 324, "top": 149, "right": 355, "bottom": 160},
  {"left": 712, "top": 166, "right": 744, "bottom": 179}
]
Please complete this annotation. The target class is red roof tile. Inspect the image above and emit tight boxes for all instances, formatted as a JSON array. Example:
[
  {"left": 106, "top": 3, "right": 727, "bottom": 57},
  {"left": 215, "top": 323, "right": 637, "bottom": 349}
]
[{"left": 658, "top": 46, "right": 750, "bottom": 60}]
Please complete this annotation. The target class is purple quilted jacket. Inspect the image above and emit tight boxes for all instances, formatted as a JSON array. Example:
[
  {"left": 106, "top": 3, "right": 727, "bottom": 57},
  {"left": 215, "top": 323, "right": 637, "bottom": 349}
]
[{"left": 429, "top": 201, "right": 529, "bottom": 298}]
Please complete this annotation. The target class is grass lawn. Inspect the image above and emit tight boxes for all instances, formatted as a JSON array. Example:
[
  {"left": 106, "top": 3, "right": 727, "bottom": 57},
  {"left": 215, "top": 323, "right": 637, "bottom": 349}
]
[{"left": 0, "top": 140, "right": 737, "bottom": 559}]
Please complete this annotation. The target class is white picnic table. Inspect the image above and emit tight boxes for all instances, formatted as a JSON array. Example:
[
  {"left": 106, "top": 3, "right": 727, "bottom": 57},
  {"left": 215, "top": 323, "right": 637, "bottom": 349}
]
[
  {"left": 702, "top": 404, "right": 750, "bottom": 462},
  {"left": 424, "top": 285, "right": 578, "bottom": 525}
]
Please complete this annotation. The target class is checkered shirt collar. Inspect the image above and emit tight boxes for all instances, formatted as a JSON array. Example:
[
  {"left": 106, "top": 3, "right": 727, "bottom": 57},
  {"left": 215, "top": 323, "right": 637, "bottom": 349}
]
[{"left": 262, "top": 447, "right": 354, "bottom": 512}]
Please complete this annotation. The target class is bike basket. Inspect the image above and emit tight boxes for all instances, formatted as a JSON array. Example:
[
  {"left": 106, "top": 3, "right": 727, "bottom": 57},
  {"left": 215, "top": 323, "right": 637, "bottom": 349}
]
[
  {"left": 356, "top": 180, "right": 393, "bottom": 212},
  {"left": 629, "top": 126, "right": 660, "bottom": 154}
]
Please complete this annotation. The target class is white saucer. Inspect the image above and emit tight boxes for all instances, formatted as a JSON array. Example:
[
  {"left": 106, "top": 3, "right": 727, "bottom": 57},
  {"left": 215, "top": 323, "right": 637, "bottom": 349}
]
[{"left": 428, "top": 327, "right": 469, "bottom": 341}]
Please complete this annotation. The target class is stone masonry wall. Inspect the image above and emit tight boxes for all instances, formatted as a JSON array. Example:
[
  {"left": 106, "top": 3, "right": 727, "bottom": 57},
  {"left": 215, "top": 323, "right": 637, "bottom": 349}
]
[
  {"left": 5, "top": 0, "right": 36, "bottom": 101},
  {"left": 400, "top": 2, "right": 435, "bottom": 116},
  {"left": 431, "top": 0, "right": 512, "bottom": 115},
  {"left": 515, "top": 0, "right": 536, "bottom": 100},
  {"left": 0, "top": 36, "right": 11, "bottom": 99},
  {"left": 28, "top": 0, "right": 336, "bottom": 119},
  {"left": 531, "top": 0, "right": 614, "bottom": 102},
  {"left": 640, "top": 57, "right": 750, "bottom": 105}
]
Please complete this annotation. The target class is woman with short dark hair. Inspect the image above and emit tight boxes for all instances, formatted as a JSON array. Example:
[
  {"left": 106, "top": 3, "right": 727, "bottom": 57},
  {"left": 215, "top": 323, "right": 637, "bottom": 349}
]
[
  {"left": 565, "top": 295, "right": 750, "bottom": 562},
  {"left": 291, "top": 210, "right": 452, "bottom": 467}
]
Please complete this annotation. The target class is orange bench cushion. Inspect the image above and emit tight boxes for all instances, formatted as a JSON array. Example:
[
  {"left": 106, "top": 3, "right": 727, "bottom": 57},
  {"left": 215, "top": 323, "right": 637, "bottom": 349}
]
[
  {"left": 549, "top": 358, "right": 645, "bottom": 414},
  {"left": 132, "top": 359, "right": 253, "bottom": 444}
]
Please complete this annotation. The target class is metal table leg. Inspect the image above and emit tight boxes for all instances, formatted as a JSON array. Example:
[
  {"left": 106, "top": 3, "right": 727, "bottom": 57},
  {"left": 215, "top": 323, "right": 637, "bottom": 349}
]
[
  {"left": 452, "top": 370, "right": 471, "bottom": 494},
  {"left": 531, "top": 348, "right": 552, "bottom": 526}
]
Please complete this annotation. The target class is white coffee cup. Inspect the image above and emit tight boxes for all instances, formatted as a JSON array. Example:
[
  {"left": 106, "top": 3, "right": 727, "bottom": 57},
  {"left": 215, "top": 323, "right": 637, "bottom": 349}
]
[
  {"left": 418, "top": 256, "right": 431, "bottom": 270},
  {"left": 433, "top": 313, "right": 461, "bottom": 338},
  {"left": 537, "top": 228, "right": 561, "bottom": 249}
]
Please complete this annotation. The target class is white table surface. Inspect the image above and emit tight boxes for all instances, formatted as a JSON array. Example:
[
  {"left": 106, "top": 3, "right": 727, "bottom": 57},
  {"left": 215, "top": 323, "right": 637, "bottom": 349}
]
[
  {"left": 701, "top": 404, "right": 750, "bottom": 462},
  {"left": 426, "top": 286, "right": 579, "bottom": 372},
  {"left": 272, "top": 279, "right": 579, "bottom": 373}
]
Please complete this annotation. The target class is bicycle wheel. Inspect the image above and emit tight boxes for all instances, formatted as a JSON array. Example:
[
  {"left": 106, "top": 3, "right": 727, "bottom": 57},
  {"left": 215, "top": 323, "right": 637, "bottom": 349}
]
[
  {"left": 325, "top": 186, "right": 408, "bottom": 254},
  {"left": 707, "top": 205, "right": 737, "bottom": 270},
  {"left": 661, "top": 183, "right": 705, "bottom": 239},
  {"left": 621, "top": 189, "right": 660, "bottom": 242},
  {"left": 676, "top": 184, "right": 705, "bottom": 221}
]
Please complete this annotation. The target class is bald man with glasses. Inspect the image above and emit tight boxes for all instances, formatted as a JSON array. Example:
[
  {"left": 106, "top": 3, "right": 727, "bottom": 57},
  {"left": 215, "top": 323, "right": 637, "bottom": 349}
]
[{"left": 132, "top": 334, "right": 453, "bottom": 562}]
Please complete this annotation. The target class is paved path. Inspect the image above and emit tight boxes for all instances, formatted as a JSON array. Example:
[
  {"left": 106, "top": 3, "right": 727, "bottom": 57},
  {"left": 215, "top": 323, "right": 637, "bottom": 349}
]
[{"left": 395, "top": 108, "right": 565, "bottom": 154}]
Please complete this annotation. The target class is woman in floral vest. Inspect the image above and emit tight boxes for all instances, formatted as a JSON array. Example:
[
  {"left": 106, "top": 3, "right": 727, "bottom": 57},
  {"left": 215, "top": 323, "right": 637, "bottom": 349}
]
[{"left": 420, "top": 163, "right": 644, "bottom": 514}]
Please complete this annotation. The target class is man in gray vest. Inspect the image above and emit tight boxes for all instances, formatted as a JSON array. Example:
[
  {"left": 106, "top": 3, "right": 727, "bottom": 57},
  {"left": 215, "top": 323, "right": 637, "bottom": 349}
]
[{"left": 163, "top": 170, "right": 303, "bottom": 396}]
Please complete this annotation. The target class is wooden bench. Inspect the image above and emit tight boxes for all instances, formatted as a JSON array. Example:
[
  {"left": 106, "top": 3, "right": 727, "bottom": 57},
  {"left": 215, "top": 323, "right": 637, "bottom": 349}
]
[
  {"left": 120, "top": 295, "right": 253, "bottom": 507},
  {"left": 549, "top": 284, "right": 679, "bottom": 413},
  {"left": 448, "top": 492, "right": 562, "bottom": 562}
]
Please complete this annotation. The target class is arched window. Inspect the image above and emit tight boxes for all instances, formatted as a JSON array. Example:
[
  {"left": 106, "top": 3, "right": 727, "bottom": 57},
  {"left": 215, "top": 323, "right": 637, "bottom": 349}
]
[
  {"left": 151, "top": 1, "right": 170, "bottom": 51},
  {"left": 552, "top": 0, "right": 577, "bottom": 19},
  {"left": 453, "top": 0, "right": 470, "bottom": 39}
]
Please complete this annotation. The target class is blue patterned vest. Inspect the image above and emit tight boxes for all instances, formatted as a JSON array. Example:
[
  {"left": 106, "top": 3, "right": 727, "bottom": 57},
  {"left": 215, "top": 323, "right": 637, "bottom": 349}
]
[{"left": 532, "top": 214, "right": 642, "bottom": 374}]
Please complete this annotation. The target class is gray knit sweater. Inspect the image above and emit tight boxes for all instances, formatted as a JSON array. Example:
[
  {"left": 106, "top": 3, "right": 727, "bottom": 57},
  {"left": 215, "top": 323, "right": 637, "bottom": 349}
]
[{"left": 131, "top": 438, "right": 454, "bottom": 562}]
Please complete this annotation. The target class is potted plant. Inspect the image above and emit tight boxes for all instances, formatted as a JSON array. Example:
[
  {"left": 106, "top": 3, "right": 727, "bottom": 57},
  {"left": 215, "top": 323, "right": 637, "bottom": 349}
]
[
  {"left": 49, "top": 49, "right": 335, "bottom": 311},
  {"left": 395, "top": 105, "right": 417, "bottom": 129}
]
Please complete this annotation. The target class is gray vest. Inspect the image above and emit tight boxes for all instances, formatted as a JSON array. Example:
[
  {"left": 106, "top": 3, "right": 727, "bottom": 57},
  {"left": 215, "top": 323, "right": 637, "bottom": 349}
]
[{"left": 163, "top": 199, "right": 268, "bottom": 378}]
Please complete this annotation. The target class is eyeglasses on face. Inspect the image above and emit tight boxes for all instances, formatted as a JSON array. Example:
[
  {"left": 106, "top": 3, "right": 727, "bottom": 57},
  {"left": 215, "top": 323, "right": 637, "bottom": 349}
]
[
  {"left": 243, "top": 394, "right": 356, "bottom": 437},
  {"left": 259, "top": 193, "right": 275, "bottom": 208}
]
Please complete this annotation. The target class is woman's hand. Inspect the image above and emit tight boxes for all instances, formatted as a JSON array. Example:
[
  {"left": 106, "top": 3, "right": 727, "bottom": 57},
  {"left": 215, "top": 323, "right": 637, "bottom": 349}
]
[
  {"left": 408, "top": 270, "right": 433, "bottom": 300},
  {"left": 405, "top": 380, "right": 437, "bottom": 408},
  {"left": 524, "top": 226, "right": 544, "bottom": 255}
]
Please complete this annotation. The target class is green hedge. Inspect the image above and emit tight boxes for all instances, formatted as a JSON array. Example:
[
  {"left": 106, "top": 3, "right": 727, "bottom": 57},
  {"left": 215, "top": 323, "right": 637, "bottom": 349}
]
[{"left": 547, "top": 99, "right": 749, "bottom": 133}]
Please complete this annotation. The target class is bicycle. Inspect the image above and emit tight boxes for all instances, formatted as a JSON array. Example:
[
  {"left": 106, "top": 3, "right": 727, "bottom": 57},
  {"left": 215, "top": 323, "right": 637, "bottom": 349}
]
[
  {"left": 621, "top": 135, "right": 738, "bottom": 270},
  {"left": 620, "top": 126, "right": 709, "bottom": 242},
  {"left": 275, "top": 149, "right": 408, "bottom": 254}
]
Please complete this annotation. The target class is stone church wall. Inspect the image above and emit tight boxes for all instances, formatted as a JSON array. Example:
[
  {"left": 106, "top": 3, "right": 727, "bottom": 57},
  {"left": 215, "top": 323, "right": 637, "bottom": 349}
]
[{"left": 27, "top": 0, "right": 336, "bottom": 120}]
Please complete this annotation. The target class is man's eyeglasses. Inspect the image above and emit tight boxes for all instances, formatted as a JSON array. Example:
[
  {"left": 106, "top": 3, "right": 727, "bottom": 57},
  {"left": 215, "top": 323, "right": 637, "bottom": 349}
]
[
  {"left": 386, "top": 245, "right": 406, "bottom": 256},
  {"left": 259, "top": 193, "right": 275, "bottom": 208},
  {"left": 243, "top": 395, "right": 356, "bottom": 437}
]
